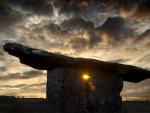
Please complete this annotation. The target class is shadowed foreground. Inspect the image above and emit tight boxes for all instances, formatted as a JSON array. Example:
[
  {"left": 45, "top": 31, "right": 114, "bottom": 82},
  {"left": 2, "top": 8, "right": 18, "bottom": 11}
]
[{"left": 0, "top": 96, "right": 150, "bottom": 113}]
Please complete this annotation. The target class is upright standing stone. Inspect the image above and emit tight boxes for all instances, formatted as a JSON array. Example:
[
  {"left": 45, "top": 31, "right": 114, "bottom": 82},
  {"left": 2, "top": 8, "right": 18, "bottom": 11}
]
[{"left": 46, "top": 68, "right": 123, "bottom": 113}]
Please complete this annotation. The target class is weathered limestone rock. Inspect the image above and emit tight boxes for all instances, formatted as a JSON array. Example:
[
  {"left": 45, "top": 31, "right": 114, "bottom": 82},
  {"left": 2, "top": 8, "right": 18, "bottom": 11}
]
[{"left": 3, "top": 43, "right": 150, "bottom": 113}]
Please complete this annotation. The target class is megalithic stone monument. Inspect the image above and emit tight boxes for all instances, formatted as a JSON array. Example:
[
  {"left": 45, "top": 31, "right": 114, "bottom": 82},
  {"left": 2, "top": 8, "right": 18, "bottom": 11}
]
[{"left": 3, "top": 43, "right": 150, "bottom": 113}]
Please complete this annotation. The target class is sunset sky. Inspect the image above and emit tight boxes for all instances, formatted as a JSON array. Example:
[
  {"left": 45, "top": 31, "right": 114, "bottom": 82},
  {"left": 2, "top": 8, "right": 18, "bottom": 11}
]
[{"left": 0, "top": 0, "right": 150, "bottom": 100}]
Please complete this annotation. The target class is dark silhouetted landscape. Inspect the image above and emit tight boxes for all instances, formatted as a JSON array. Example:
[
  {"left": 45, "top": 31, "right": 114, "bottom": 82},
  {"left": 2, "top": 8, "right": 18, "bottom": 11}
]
[{"left": 0, "top": 96, "right": 150, "bottom": 113}]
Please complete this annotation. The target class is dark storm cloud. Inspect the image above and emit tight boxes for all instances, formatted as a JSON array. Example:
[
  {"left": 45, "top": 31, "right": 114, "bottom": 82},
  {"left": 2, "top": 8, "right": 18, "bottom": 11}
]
[
  {"left": 56, "top": 0, "right": 150, "bottom": 22},
  {"left": 20, "top": 0, "right": 53, "bottom": 16},
  {"left": 56, "top": 0, "right": 139, "bottom": 14},
  {"left": 44, "top": 24, "right": 64, "bottom": 34},
  {"left": 3, "top": 0, "right": 53, "bottom": 16},
  {"left": 61, "top": 18, "right": 100, "bottom": 48},
  {"left": 88, "top": 31, "right": 100, "bottom": 48},
  {"left": 70, "top": 38, "right": 88, "bottom": 49},
  {"left": 94, "top": 0, "right": 130, "bottom": 10},
  {"left": 118, "top": 0, "right": 139, "bottom": 10},
  {"left": 61, "top": 18, "right": 94, "bottom": 31},
  {"left": 95, "top": 17, "right": 134, "bottom": 42},
  {"left": 0, "top": 2, "right": 23, "bottom": 29},
  {"left": 56, "top": 0, "right": 128, "bottom": 14},
  {"left": 133, "top": 0, "right": 150, "bottom": 19},
  {"left": 32, "top": 17, "right": 100, "bottom": 49},
  {"left": 33, "top": 23, "right": 67, "bottom": 35},
  {"left": 54, "top": 0, "right": 92, "bottom": 15}
]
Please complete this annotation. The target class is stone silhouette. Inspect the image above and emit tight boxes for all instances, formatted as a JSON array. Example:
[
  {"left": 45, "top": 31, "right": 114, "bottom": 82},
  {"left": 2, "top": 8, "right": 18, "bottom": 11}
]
[{"left": 3, "top": 43, "right": 150, "bottom": 113}]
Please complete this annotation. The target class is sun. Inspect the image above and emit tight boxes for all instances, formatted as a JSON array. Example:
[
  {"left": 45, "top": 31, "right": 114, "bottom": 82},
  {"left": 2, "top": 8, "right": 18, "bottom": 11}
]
[{"left": 82, "top": 73, "right": 91, "bottom": 81}]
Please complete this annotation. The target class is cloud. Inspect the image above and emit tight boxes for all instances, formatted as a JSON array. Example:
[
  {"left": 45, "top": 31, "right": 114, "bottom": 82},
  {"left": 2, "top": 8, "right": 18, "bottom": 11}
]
[
  {"left": 0, "top": 73, "right": 20, "bottom": 81},
  {"left": 61, "top": 17, "right": 100, "bottom": 48},
  {"left": 0, "top": 70, "right": 44, "bottom": 80},
  {"left": 95, "top": 17, "right": 135, "bottom": 43},
  {"left": 132, "top": 0, "right": 150, "bottom": 19},
  {"left": 70, "top": 37, "right": 88, "bottom": 49},
  {"left": 0, "top": 2, "right": 23, "bottom": 29},
  {"left": 0, "top": 82, "right": 46, "bottom": 90},
  {"left": 23, "top": 70, "right": 44, "bottom": 77},
  {"left": 3, "top": 0, "right": 53, "bottom": 16},
  {"left": 33, "top": 23, "right": 67, "bottom": 35},
  {"left": 109, "top": 58, "right": 130, "bottom": 63},
  {"left": 136, "top": 29, "right": 150, "bottom": 42},
  {"left": 134, "top": 53, "right": 150, "bottom": 67},
  {"left": 122, "top": 79, "right": 150, "bottom": 99},
  {"left": 55, "top": 0, "right": 92, "bottom": 15},
  {"left": 21, "top": 83, "right": 46, "bottom": 90},
  {"left": 61, "top": 17, "right": 94, "bottom": 31},
  {"left": 0, "top": 66, "right": 7, "bottom": 72},
  {"left": 132, "top": 29, "right": 150, "bottom": 50},
  {"left": 30, "top": 17, "right": 101, "bottom": 49}
]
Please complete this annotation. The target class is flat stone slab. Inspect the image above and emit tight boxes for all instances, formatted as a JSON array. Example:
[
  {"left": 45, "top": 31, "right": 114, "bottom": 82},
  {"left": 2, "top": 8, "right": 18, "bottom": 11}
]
[{"left": 3, "top": 43, "right": 150, "bottom": 83}]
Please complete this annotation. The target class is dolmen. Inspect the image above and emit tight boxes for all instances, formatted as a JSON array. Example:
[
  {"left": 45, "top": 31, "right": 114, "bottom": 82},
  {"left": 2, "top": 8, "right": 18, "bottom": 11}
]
[{"left": 3, "top": 43, "right": 150, "bottom": 113}]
